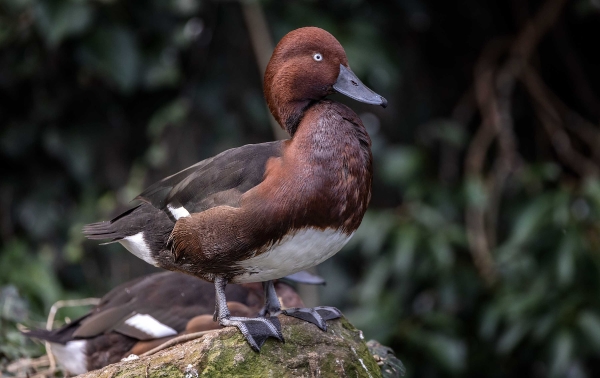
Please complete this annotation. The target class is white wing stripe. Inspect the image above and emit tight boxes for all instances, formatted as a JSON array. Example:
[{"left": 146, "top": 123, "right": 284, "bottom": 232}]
[
  {"left": 167, "top": 204, "right": 190, "bottom": 220},
  {"left": 124, "top": 314, "right": 177, "bottom": 338}
]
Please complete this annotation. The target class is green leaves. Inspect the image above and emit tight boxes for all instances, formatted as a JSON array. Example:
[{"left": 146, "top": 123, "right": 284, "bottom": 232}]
[
  {"left": 0, "top": 286, "right": 44, "bottom": 365},
  {"left": 35, "top": 0, "right": 93, "bottom": 47},
  {"left": 80, "top": 27, "right": 141, "bottom": 92},
  {"left": 0, "top": 240, "right": 63, "bottom": 311},
  {"left": 333, "top": 132, "right": 600, "bottom": 375},
  {"left": 577, "top": 312, "right": 600, "bottom": 349},
  {"left": 380, "top": 147, "right": 424, "bottom": 187},
  {"left": 404, "top": 329, "right": 467, "bottom": 373}
]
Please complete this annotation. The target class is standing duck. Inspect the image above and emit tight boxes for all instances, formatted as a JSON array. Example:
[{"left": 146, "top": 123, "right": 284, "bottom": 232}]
[
  {"left": 84, "top": 26, "right": 387, "bottom": 351},
  {"left": 23, "top": 271, "right": 311, "bottom": 374}
]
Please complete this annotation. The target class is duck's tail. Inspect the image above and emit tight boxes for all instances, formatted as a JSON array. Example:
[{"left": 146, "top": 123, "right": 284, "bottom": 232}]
[
  {"left": 21, "top": 320, "right": 80, "bottom": 345},
  {"left": 83, "top": 204, "right": 174, "bottom": 243},
  {"left": 83, "top": 205, "right": 143, "bottom": 242},
  {"left": 83, "top": 204, "right": 174, "bottom": 266}
]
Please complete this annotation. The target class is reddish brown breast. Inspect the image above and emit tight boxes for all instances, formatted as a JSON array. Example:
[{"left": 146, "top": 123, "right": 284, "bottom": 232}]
[
  {"left": 166, "top": 101, "right": 371, "bottom": 280},
  {"left": 249, "top": 101, "right": 372, "bottom": 232}
]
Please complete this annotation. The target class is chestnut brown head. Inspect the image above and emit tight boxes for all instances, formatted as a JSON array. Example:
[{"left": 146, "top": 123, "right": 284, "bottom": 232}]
[{"left": 264, "top": 27, "right": 386, "bottom": 135}]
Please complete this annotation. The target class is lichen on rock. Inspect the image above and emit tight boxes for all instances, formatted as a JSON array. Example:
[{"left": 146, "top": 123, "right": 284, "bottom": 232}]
[{"left": 76, "top": 316, "right": 384, "bottom": 377}]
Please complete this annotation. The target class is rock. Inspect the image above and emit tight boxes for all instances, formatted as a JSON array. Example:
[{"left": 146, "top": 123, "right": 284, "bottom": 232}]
[
  {"left": 367, "top": 340, "right": 406, "bottom": 377},
  {"left": 76, "top": 316, "right": 383, "bottom": 377}
]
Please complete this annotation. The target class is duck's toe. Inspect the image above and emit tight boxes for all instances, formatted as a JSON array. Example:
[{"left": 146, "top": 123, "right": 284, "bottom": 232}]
[
  {"left": 220, "top": 316, "right": 284, "bottom": 352},
  {"left": 282, "top": 306, "right": 342, "bottom": 331}
]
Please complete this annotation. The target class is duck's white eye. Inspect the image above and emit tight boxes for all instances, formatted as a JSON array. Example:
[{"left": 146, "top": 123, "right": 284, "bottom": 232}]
[{"left": 313, "top": 53, "right": 323, "bottom": 62}]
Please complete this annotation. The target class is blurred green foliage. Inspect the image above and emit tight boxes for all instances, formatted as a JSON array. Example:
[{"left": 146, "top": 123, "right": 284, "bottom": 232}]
[
  {"left": 1, "top": 0, "right": 600, "bottom": 377},
  {"left": 0, "top": 286, "right": 44, "bottom": 368}
]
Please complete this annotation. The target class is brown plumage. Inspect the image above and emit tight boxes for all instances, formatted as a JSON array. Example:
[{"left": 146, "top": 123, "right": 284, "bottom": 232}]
[
  {"left": 83, "top": 26, "right": 386, "bottom": 351},
  {"left": 164, "top": 28, "right": 373, "bottom": 283},
  {"left": 166, "top": 101, "right": 372, "bottom": 282}
]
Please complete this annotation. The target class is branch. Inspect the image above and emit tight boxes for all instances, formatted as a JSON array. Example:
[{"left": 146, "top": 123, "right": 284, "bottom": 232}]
[
  {"left": 520, "top": 65, "right": 599, "bottom": 177},
  {"left": 240, "top": 0, "right": 289, "bottom": 141},
  {"left": 464, "top": 0, "right": 570, "bottom": 287},
  {"left": 45, "top": 298, "right": 101, "bottom": 374}
]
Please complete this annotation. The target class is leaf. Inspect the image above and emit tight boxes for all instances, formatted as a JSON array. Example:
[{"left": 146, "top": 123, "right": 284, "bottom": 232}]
[
  {"left": 556, "top": 230, "right": 576, "bottom": 287},
  {"left": 427, "top": 334, "right": 467, "bottom": 373},
  {"left": 583, "top": 178, "right": 600, "bottom": 209},
  {"left": 577, "top": 311, "right": 600, "bottom": 349},
  {"left": 408, "top": 203, "right": 446, "bottom": 230},
  {"left": 464, "top": 177, "right": 488, "bottom": 209},
  {"left": 358, "top": 256, "right": 392, "bottom": 306},
  {"left": 533, "top": 313, "right": 556, "bottom": 341},
  {"left": 380, "top": 147, "right": 423, "bottom": 185},
  {"left": 79, "top": 26, "right": 140, "bottom": 92},
  {"left": 0, "top": 240, "right": 63, "bottom": 311},
  {"left": 35, "top": 1, "right": 92, "bottom": 47},
  {"left": 504, "top": 196, "right": 551, "bottom": 247},
  {"left": 552, "top": 190, "right": 571, "bottom": 227},
  {"left": 428, "top": 234, "right": 454, "bottom": 271},
  {"left": 353, "top": 211, "right": 396, "bottom": 257},
  {"left": 392, "top": 225, "right": 419, "bottom": 276},
  {"left": 147, "top": 98, "right": 191, "bottom": 139},
  {"left": 143, "top": 48, "right": 182, "bottom": 89},
  {"left": 480, "top": 307, "right": 500, "bottom": 340},
  {"left": 496, "top": 321, "right": 530, "bottom": 353},
  {"left": 420, "top": 119, "right": 468, "bottom": 148},
  {"left": 0, "top": 286, "right": 29, "bottom": 322},
  {"left": 549, "top": 331, "right": 573, "bottom": 377}
]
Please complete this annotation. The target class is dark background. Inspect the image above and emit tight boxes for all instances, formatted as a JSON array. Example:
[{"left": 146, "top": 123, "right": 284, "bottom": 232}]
[{"left": 2, "top": 0, "right": 600, "bottom": 376}]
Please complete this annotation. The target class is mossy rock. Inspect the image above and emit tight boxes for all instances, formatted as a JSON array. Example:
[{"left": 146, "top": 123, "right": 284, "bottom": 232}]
[{"left": 77, "top": 316, "right": 382, "bottom": 377}]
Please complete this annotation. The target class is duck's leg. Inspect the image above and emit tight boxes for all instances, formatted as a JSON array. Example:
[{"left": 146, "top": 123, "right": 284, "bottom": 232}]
[
  {"left": 214, "top": 276, "right": 284, "bottom": 351},
  {"left": 258, "top": 280, "right": 282, "bottom": 317},
  {"left": 258, "top": 279, "right": 341, "bottom": 331}
]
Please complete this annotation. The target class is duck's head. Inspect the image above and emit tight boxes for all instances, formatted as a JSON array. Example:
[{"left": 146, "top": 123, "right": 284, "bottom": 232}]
[{"left": 264, "top": 27, "right": 387, "bottom": 135}]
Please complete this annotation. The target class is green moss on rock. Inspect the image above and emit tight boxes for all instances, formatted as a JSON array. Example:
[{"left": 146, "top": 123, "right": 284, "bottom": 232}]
[{"left": 77, "top": 316, "right": 382, "bottom": 378}]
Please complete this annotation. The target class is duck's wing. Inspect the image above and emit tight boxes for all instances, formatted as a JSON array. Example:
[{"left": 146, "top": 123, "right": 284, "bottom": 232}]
[
  {"left": 136, "top": 141, "right": 284, "bottom": 219},
  {"left": 83, "top": 141, "right": 284, "bottom": 243},
  {"left": 73, "top": 272, "right": 216, "bottom": 340}
]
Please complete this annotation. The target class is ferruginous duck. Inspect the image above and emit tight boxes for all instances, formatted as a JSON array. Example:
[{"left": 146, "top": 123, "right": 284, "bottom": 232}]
[{"left": 84, "top": 26, "right": 387, "bottom": 351}]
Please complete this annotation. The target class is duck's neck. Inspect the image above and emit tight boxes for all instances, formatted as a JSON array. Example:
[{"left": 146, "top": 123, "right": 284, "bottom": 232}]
[
  {"left": 288, "top": 100, "right": 373, "bottom": 232},
  {"left": 276, "top": 100, "right": 316, "bottom": 136},
  {"left": 291, "top": 100, "right": 372, "bottom": 168}
]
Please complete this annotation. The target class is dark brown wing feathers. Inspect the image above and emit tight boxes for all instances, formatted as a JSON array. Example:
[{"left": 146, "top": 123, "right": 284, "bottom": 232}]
[{"left": 136, "top": 141, "right": 283, "bottom": 213}]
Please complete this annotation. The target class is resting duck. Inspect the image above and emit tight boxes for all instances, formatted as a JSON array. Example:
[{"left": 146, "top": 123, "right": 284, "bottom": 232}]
[
  {"left": 83, "top": 26, "right": 386, "bottom": 351},
  {"left": 23, "top": 271, "right": 313, "bottom": 375}
]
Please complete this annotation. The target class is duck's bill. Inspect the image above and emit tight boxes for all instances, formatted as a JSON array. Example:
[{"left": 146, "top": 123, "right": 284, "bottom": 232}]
[{"left": 333, "top": 64, "right": 387, "bottom": 108}]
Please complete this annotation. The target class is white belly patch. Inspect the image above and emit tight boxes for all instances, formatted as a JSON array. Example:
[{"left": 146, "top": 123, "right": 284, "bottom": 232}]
[
  {"left": 51, "top": 340, "right": 88, "bottom": 375},
  {"left": 233, "top": 228, "right": 353, "bottom": 283},
  {"left": 119, "top": 232, "right": 159, "bottom": 267}
]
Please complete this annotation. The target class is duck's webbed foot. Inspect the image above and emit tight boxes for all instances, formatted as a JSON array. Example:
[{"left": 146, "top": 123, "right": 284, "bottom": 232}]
[
  {"left": 214, "top": 277, "right": 284, "bottom": 352},
  {"left": 282, "top": 306, "right": 342, "bottom": 331},
  {"left": 219, "top": 315, "right": 283, "bottom": 351}
]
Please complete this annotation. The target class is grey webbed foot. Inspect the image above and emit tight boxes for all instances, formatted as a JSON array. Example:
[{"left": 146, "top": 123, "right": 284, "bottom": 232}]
[
  {"left": 282, "top": 306, "right": 342, "bottom": 331},
  {"left": 220, "top": 315, "right": 283, "bottom": 351},
  {"left": 214, "top": 277, "right": 284, "bottom": 352}
]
